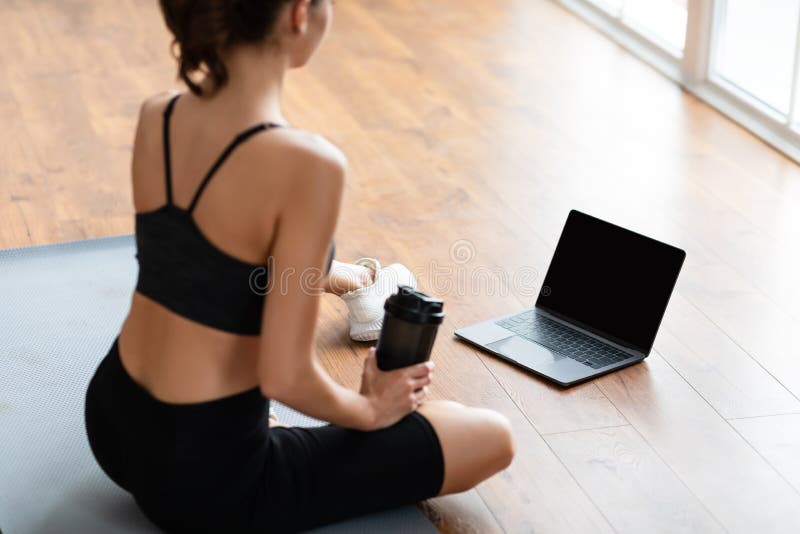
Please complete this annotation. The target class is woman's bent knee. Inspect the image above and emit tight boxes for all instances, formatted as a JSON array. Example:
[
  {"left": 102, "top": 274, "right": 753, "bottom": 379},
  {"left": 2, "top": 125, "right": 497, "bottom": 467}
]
[
  {"left": 484, "top": 410, "right": 515, "bottom": 472},
  {"left": 418, "top": 402, "right": 515, "bottom": 495}
]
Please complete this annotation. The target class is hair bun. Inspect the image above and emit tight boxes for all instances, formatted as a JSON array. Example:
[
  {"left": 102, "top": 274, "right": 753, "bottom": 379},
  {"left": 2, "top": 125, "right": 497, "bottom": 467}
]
[
  {"left": 228, "top": 0, "right": 275, "bottom": 41},
  {"left": 159, "top": 0, "right": 290, "bottom": 96}
]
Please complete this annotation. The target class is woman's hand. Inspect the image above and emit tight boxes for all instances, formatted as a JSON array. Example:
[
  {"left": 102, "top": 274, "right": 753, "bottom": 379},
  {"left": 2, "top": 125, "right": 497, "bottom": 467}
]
[{"left": 358, "top": 348, "right": 434, "bottom": 431}]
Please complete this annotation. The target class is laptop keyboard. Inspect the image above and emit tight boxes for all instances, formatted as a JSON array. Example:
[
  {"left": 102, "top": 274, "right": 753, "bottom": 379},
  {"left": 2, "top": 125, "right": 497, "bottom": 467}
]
[{"left": 496, "top": 310, "right": 631, "bottom": 369}]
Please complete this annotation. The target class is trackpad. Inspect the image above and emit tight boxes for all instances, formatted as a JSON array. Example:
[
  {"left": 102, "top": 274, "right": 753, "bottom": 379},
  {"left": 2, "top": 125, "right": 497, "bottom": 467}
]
[{"left": 486, "top": 336, "right": 560, "bottom": 369}]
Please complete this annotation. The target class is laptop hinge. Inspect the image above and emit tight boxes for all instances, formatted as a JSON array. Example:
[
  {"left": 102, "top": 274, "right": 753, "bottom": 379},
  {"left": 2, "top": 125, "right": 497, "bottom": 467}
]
[{"left": 534, "top": 306, "right": 645, "bottom": 358}]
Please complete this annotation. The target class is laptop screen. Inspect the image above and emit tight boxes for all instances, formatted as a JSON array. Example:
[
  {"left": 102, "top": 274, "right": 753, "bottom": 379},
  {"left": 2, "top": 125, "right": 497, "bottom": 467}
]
[{"left": 536, "top": 210, "right": 685, "bottom": 353}]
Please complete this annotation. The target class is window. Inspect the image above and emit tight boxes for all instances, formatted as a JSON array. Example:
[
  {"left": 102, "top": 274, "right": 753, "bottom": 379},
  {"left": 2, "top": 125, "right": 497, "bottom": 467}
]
[
  {"left": 586, "top": 0, "right": 624, "bottom": 16},
  {"left": 584, "top": 0, "right": 689, "bottom": 54},
  {"left": 712, "top": 0, "right": 800, "bottom": 116},
  {"left": 558, "top": 0, "right": 800, "bottom": 163},
  {"left": 624, "top": 0, "right": 688, "bottom": 54}
]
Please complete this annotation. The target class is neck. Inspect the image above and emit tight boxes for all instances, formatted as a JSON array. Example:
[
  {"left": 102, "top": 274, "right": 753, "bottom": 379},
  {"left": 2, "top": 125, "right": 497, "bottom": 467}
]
[{"left": 208, "top": 44, "right": 289, "bottom": 125}]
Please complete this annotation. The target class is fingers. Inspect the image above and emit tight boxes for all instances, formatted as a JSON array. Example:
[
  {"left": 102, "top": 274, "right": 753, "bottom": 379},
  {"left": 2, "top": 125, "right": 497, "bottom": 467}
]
[
  {"left": 411, "top": 386, "right": 429, "bottom": 409},
  {"left": 406, "top": 360, "right": 435, "bottom": 378},
  {"left": 409, "top": 374, "right": 432, "bottom": 390},
  {"left": 363, "top": 348, "right": 377, "bottom": 370},
  {"left": 395, "top": 364, "right": 434, "bottom": 391}
]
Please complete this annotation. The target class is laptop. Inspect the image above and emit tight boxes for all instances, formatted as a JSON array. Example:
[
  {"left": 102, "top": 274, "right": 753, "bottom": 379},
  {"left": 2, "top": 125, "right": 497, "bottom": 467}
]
[{"left": 455, "top": 210, "right": 686, "bottom": 387}]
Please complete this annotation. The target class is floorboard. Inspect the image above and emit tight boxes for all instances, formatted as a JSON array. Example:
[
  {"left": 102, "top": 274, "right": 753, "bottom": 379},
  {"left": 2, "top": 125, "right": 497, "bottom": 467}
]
[
  {"left": 730, "top": 413, "right": 800, "bottom": 495},
  {"left": 3, "top": 0, "right": 800, "bottom": 531},
  {"left": 545, "top": 425, "right": 724, "bottom": 534}
]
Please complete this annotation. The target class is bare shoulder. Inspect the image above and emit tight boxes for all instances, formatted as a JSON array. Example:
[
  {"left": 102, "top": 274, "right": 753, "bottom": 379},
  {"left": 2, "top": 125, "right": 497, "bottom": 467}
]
[
  {"left": 272, "top": 128, "right": 347, "bottom": 176},
  {"left": 132, "top": 91, "right": 180, "bottom": 155},
  {"left": 253, "top": 128, "right": 347, "bottom": 198},
  {"left": 131, "top": 92, "right": 181, "bottom": 188},
  {"left": 138, "top": 90, "right": 180, "bottom": 122}
]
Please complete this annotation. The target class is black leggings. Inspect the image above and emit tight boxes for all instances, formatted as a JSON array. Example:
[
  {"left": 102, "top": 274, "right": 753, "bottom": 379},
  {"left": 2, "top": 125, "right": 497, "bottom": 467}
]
[{"left": 84, "top": 339, "right": 444, "bottom": 533}]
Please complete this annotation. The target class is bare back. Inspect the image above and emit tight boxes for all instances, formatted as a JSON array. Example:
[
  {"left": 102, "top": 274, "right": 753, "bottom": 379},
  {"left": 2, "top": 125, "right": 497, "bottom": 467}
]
[{"left": 119, "top": 91, "right": 343, "bottom": 403}]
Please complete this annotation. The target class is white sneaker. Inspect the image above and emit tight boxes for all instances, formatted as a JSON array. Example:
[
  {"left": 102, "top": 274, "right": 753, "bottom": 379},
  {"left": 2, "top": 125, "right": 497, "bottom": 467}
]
[{"left": 341, "top": 258, "right": 417, "bottom": 342}]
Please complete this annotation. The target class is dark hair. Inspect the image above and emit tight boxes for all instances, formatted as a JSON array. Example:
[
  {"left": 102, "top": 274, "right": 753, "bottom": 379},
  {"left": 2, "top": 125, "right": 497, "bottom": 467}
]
[{"left": 159, "top": 0, "right": 297, "bottom": 96}]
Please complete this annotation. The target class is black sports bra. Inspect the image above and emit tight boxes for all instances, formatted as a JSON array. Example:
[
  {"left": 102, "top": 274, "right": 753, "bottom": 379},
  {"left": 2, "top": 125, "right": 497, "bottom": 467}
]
[{"left": 135, "top": 94, "right": 334, "bottom": 335}]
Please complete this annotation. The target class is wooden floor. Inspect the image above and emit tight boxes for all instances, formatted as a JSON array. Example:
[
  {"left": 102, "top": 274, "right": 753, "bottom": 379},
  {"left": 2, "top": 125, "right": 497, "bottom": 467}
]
[{"left": 3, "top": 1, "right": 800, "bottom": 532}]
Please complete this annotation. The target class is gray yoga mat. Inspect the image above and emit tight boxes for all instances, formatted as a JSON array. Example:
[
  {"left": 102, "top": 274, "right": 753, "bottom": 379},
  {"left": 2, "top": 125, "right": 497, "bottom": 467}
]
[{"left": 0, "top": 235, "right": 436, "bottom": 534}]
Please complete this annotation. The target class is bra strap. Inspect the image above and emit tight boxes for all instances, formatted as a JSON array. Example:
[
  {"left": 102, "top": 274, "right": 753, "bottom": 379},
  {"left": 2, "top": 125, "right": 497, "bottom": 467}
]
[
  {"left": 162, "top": 94, "right": 181, "bottom": 206},
  {"left": 186, "top": 123, "right": 281, "bottom": 214}
]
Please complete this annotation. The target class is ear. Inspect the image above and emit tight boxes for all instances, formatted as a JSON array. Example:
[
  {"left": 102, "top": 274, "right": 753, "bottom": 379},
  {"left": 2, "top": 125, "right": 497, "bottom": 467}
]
[{"left": 290, "top": 0, "right": 312, "bottom": 34}]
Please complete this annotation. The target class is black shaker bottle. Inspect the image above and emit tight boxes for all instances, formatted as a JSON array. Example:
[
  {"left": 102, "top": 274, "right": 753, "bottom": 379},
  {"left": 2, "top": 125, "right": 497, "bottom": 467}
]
[{"left": 376, "top": 286, "right": 445, "bottom": 371}]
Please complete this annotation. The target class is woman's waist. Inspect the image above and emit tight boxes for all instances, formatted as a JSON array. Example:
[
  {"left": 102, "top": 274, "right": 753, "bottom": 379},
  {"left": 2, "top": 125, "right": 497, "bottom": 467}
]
[
  {"left": 95, "top": 337, "right": 269, "bottom": 418},
  {"left": 120, "top": 293, "right": 263, "bottom": 404}
]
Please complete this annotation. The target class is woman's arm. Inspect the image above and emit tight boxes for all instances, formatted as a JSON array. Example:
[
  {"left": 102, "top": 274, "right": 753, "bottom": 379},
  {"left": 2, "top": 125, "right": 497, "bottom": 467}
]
[
  {"left": 257, "top": 137, "right": 432, "bottom": 431},
  {"left": 256, "top": 141, "right": 374, "bottom": 429}
]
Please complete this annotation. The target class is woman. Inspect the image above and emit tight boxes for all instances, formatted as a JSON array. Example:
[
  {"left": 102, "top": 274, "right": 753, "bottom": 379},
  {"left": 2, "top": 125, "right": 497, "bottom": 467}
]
[{"left": 84, "top": 1, "right": 515, "bottom": 532}]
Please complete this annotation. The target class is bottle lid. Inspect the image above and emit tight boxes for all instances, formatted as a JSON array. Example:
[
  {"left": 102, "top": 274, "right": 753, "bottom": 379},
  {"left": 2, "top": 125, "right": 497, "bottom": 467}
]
[{"left": 384, "top": 286, "right": 445, "bottom": 325}]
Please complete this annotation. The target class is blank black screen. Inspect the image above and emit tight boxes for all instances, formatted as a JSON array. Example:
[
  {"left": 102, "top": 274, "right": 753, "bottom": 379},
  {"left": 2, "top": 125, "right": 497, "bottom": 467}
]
[{"left": 537, "top": 211, "right": 685, "bottom": 353}]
